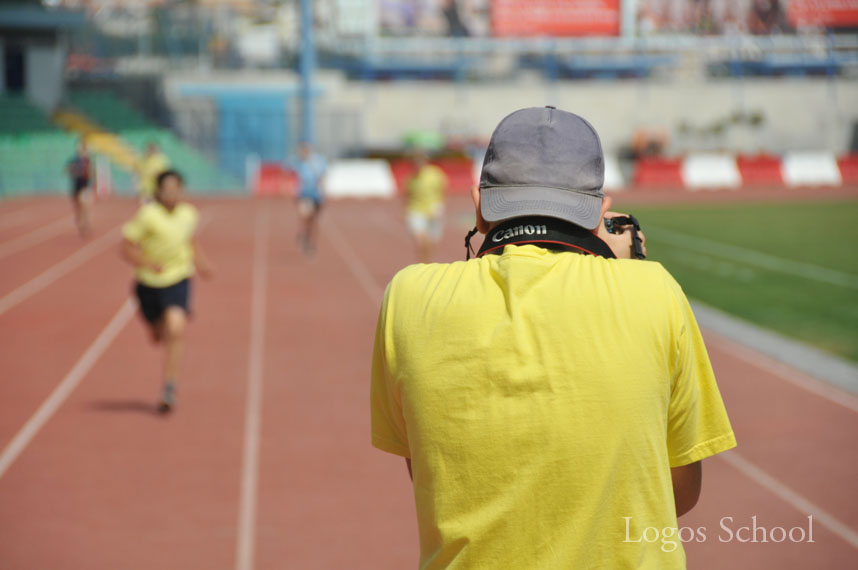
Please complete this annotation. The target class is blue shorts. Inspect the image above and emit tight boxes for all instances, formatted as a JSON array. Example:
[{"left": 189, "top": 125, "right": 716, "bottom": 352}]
[
  {"left": 134, "top": 278, "right": 191, "bottom": 324},
  {"left": 297, "top": 194, "right": 323, "bottom": 216}
]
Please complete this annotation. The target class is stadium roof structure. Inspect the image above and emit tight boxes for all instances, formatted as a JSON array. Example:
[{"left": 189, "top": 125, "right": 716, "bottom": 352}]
[{"left": 0, "top": 5, "right": 86, "bottom": 33}]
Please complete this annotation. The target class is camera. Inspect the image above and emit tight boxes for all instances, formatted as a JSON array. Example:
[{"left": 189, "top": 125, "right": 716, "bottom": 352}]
[{"left": 604, "top": 215, "right": 646, "bottom": 260}]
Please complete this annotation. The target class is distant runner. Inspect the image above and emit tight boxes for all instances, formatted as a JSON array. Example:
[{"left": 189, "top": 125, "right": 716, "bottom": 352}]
[
  {"left": 137, "top": 142, "right": 170, "bottom": 203},
  {"left": 66, "top": 139, "right": 93, "bottom": 237},
  {"left": 404, "top": 149, "right": 448, "bottom": 263},
  {"left": 291, "top": 142, "right": 327, "bottom": 256}
]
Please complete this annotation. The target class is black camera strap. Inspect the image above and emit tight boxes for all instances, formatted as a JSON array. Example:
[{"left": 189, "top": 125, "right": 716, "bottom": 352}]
[{"left": 467, "top": 216, "right": 616, "bottom": 260}]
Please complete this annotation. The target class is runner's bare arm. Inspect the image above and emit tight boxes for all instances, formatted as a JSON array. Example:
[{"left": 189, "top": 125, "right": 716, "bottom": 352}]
[
  {"left": 671, "top": 461, "right": 702, "bottom": 517},
  {"left": 192, "top": 236, "right": 213, "bottom": 279},
  {"left": 121, "top": 238, "right": 161, "bottom": 273}
]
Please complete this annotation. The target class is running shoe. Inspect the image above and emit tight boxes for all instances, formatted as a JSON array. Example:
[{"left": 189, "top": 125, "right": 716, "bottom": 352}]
[{"left": 158, "top": 380, "right": 176, "bottom": 413}]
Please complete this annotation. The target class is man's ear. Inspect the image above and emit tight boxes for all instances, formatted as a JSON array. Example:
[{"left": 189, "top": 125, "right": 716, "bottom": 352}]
[
  {"left": 472, "top": 185, "right": 490, "bottom": 234},
  {"left": 600, "top": 195, "right": 613, "bottom": 218},
  {"left": 590, "top": 195, "right": 613, "bottom": 236}
]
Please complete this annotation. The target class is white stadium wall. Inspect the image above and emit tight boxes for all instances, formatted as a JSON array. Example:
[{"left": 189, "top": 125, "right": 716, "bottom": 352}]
[
  {"left": 326, "top": 76, "right": 858, "bottom": 157},
  {"left": 166, "top": 73, "right": 858, "bottom": 158}
]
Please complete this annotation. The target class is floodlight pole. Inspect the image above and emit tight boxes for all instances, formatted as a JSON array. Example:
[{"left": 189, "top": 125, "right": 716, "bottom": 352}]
[{"left": 299, "top": 0, "right": 315, "bottom": 146}]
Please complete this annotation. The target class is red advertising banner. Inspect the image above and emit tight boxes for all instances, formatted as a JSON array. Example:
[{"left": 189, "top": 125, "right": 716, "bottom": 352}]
[
  {"left": 491, "top": 0, "right": 621, "bottom": 37},
  {"left": 789, "top": 0, "right": 858, "bottom": 27}
]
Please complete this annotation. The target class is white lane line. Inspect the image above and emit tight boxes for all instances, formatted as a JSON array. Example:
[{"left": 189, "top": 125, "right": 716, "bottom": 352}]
[
  {"left": 707, "top": 334, "right": 858, "bottom": 415},
  {"left": 235, "top": 207, "right": 269, "bottom": 570},
  {"left": 0, "top": 298, "right": 136, "bottom": 480},
  {"left": 0, "top": 225, "right": 121, "bottom": 317},
  {"left": 0, "top": 216, "right": 71, "bottom": 260},
  {"left": 647, "top": 225, "right": 858, "bottom": 290},
  {"left": 720, "top": 451, "right": 858, "bottom": 550},
  {"left": 321, "top": 217, "right": 385, "bottom": 304}
]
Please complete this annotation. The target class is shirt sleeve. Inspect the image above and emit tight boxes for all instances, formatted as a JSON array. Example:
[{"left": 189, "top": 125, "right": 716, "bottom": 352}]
[
  {"left": 122, "top": 207, "right": 149, "bottom": 243},
  {"left": 370, "top": 283, "right": 411, "bottom": 458},
  {"left": 664, "top": 274, "right": 737, "bottom": 467}
]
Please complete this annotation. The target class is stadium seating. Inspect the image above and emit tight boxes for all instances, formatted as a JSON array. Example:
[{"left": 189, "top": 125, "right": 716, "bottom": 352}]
[
  {"left": 0, "top": 132, "right": 78, "bottom": 197},
  {"left": 121, "top": 129, "right": 242, "bottom": 193},
  {"left": 521, "top": 54, "right": 677, "bottom": 80},
  {"left": 0, "top": 90, "right": 242, "bottom": 195},
  {"left": 0, "top": 95, "right": 79, "bottom": 195},
  {"left": 329, "top": 55, "right": 474, "bottom": 81},
  {"left": 67, "top": 91, "right": 154, "bottom": 132},
  {"left": 64, "top": 90, "right": 242, "bottom": 193},
  {"left": 709, "top": 52, "right": 858, "bottom": 78},
  {"left": 0, "top": 94, "right": 59, "bottom": 135}
]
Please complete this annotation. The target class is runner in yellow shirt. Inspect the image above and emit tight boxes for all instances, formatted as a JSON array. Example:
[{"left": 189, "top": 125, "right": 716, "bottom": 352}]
[
  {"left": 137, "top": 142, "right": 170, "bottom": 202},
  {"left": 121, "top": 169, "right": 212, "bottom": 412},
  {"left": 405, "top": 149, "right": 448, "bottom": 263}
]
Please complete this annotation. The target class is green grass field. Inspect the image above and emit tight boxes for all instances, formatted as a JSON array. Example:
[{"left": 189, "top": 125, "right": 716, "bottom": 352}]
[{"left": 629, "top": 199, "right": 858, "bottom": 363}]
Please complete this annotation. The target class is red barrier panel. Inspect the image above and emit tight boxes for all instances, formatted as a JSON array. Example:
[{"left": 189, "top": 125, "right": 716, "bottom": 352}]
[
  {"left": 389, "top": 160, "right": 417, "bottom": 196},
  {"left": 632, "top": 158, "right": 683, "bottom": 188},
  {"left": 255, "top": 163, "right": 298, "bottom": 197},
  {"left": 736, "top": 154, "right": 784, "bottom": 186},
  {"left": 837, "top": 154, "right": 858, "bottom": 185},
  {"left": 390, "top": 158, "right": 475, "bottom": 195},
  {"left": 435, "top": 158, "right": 476, "bottom": 194}
]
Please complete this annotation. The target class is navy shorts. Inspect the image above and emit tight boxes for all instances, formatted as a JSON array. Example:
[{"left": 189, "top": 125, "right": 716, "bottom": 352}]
[
  {"left": 71, "top": 178, "right": 89, "bottom": 198},
  {"left": 134, "top": 278, "right": 191, "bottom": 325}
]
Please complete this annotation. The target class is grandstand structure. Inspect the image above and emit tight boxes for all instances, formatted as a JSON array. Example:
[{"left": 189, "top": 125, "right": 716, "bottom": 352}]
[
  {"left": 1, "top": 1, "right": 857, "bottom": 197},
  {"left": 0, "top": 3, "right": 241, "bottom": 197}
]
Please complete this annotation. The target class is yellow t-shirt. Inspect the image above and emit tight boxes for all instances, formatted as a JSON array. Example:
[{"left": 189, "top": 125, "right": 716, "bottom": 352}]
[
  {"left": 371, "top": 245, "right": 736, "bottom": 570},
  {"left": 407, "top": 165, "right": 447, "bottom": 215},
  {"left": 122, "top": 202, "right": 199, "bottom": 288},
  {"left": 138, "top": 152, "right": 170, "bottom": 199}
]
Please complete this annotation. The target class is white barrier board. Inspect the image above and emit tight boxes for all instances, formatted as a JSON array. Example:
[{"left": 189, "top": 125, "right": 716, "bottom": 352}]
[
  {"left": 781, "top": 152, "right": 842, "bottom": 187},
  {"left": 681, "top": 154, "right": 741, "bottom": 190},
  {"left": 324, "top": 159, "right": 397, "bottom": 198}
]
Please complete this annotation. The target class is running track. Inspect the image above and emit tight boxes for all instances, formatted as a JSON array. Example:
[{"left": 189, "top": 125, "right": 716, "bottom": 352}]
[{"left": 0, "top": 194, "right": 856, "bottom": 569}]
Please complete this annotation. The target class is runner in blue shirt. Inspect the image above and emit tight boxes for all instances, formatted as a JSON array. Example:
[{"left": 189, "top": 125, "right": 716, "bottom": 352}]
[{"left": 291, "top": 142, "right": 327, "bottom": 255}]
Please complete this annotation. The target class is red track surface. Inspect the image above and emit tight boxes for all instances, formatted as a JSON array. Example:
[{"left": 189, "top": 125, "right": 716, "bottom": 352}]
[{"left": 0, "top": 194, "right": 856, "bottom": 569}]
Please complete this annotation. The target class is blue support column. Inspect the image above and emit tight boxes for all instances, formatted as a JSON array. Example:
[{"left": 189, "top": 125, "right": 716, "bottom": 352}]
[{"left": 299, "top": 0, "right": 315, "bottom": 145}]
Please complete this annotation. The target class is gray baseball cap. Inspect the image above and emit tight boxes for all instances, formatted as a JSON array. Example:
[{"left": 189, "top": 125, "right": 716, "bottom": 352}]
[{"left": 479, "top": 106, "right": 605, "bottom": 230}]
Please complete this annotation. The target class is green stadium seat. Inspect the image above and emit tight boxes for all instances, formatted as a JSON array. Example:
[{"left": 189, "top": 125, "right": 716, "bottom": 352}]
[{"left": 0, "top": 94, "right": 59, "bottom": 135}]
